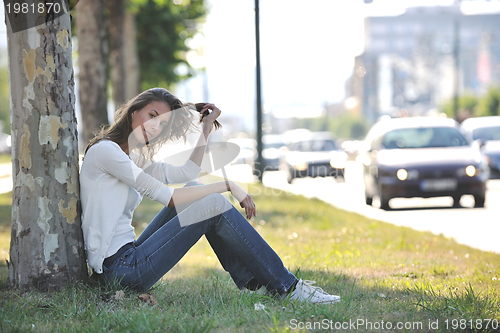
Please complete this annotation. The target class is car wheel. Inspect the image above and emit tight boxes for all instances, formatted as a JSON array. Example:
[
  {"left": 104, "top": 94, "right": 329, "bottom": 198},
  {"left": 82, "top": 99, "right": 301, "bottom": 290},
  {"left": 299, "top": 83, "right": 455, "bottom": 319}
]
[
  {"left": 286, "top": 168, "right": 294, "bottom": 184},
  {"left": 378, "top": 192, "right": 391, "bottom": 210},
  {"left": 377, "top": 186, "right": 391, "bottom": 210},
  {"left": 379, "top": 197, "right": 391, "bottom": 210},
  {"left": 474, "top": 194, "right": 485, "bottom": 208},
  {"left": 365, "top": 193, "right": 373, "bottom": 206},
  {"left": 452, "top": 195, "right": 461, "bottom": 207}
]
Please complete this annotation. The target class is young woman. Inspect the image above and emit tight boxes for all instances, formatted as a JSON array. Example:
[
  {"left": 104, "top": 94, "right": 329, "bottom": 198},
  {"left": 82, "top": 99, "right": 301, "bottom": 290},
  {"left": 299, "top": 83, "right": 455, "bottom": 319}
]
[{"left": 80, "top": 87, "right": 340, "bottom": 304}]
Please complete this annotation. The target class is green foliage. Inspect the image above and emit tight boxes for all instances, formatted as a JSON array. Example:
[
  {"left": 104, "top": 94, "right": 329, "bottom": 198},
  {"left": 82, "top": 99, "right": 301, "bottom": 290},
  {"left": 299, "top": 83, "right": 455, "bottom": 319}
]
[
  {"left": 329, "top": 113, "right": 368, "bottom": 140},
  {"left": 134, "top": 0, "right": 207, "bottom": 91},
  {"left": 441, "top": 93, "right": 479, "bottom": 119},
  {"left": 440, "top": 87, "right": 500, "bottom": 119},
  {"left": 296, "top": 113, "right": 368, "bottom": 140},
  {"left": 476, "top": 87, "right": 500, "bottom": 117},
  {"left": 0, "top": 186, "right": 499, "bottom": 332}
]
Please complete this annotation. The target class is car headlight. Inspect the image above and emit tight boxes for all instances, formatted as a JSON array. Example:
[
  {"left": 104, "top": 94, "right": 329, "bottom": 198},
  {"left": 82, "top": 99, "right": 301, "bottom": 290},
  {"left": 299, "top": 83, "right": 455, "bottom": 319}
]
[
  {"left": 294, "top": 162, "right": 308, "bottom": 171},
  {"left": 457, "top": 165, "right": 479, "bottom": 177},
  {"left": 465, "top": 165, "right": 476, "bottom": 177},
  {"left": 330, "top": 159, "right": 346, "bottom": 169},
  {"left": 395, "top": 169, "right": 419, "bottom": 181},
  {"left": 330, "top": 151, "right": 348, "bottom": 169},
  {"left": 396, "top": 169, "right": 408, "bottom": 181}
]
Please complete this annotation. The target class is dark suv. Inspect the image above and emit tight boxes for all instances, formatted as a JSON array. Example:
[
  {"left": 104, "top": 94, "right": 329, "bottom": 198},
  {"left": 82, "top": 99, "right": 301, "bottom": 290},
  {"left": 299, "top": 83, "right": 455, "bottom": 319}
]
[{"left": 361, "top": 117, "right": 489, "bottom": 210}]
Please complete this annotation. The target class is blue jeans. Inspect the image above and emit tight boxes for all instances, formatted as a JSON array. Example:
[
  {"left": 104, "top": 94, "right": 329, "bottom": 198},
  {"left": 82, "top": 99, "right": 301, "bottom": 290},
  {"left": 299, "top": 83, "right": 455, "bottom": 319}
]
[{"left": 102, "top": 193, "right": 297, "bottom": 294}]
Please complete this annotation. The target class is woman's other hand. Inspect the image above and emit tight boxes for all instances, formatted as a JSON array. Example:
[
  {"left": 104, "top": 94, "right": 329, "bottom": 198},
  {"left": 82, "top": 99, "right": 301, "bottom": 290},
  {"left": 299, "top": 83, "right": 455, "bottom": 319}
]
[
  {"left": 228, "top": 181, "right": 256, "bottom": 219},
  {"left": 199, "top": 103, "right": 221, "bottom": 134}
]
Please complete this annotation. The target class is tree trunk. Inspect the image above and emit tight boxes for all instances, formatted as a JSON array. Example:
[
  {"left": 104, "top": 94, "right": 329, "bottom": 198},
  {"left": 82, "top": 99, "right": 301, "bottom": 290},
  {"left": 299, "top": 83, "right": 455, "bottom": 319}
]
[
  {"left": 76, "top": 0, "right": 109, "bottom": 148},
  {"left": 6, "top": 10, "right": 87, "bottom": 291},
  {"left": 124, "top": 9, "right": 140, "bottom": 100},
  {"left": 107, "top": 0, "right": 127, "bottom": 108}
]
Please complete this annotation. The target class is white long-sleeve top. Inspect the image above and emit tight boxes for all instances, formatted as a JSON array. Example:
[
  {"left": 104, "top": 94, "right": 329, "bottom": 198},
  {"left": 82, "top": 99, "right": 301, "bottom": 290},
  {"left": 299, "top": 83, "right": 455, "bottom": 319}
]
[{"left": 80, "top": 140, "right": 201, "bottom": 273}]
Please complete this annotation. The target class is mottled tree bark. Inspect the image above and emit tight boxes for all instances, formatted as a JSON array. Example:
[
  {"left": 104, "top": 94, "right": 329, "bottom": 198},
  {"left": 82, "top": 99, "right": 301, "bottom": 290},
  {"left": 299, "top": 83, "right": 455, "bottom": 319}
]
[
  {"left": 107, "top": 0, "right": 127, "bottom": 107},
  {"left": 6, "top": 11, "right": 87, "bottom": 290},
  {"left": 76, "top": 0, "right": 109, "bottom": 147},
  {"left": 124, "top": 9, "right": 140, "bottom": 100}
]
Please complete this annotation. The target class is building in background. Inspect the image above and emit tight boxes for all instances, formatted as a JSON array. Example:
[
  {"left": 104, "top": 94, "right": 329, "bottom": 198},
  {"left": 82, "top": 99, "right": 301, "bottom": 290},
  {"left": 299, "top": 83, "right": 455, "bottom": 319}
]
[{"left": 349, "top": 5, "right": 500, "bottom": 124}]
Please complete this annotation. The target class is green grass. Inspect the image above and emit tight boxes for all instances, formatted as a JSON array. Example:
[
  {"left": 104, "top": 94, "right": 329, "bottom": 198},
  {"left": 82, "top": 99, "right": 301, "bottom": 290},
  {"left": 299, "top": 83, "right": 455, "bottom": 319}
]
[
  {"left": 0, "top": 153, "right": 11, "bottom": 165},
  {"left": 0, "top": 186, "right": 499, "bottom": 332}
]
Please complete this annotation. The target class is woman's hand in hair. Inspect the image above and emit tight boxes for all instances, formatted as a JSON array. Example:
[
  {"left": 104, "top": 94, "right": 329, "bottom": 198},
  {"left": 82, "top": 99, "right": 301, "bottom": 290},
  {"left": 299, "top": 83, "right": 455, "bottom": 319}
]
[
  {"left": 199, "top": 103, "right": 221, "bottom": 135},
  {"left": 228, "top": 181, "right": 256, "bottom": 220}
]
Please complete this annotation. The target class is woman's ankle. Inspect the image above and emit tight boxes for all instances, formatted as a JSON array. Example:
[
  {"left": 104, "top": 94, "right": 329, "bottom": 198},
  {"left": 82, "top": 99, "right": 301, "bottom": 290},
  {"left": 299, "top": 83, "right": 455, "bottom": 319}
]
[{"left": 244, "top": 278, "right": 263, "bottom": 291}]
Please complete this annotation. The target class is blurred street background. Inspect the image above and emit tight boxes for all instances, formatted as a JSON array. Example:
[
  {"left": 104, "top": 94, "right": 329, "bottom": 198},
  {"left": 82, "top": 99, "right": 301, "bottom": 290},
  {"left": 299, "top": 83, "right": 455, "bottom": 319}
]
[{"left": 1, "top": 0, "right": 499, "bottom": 253}]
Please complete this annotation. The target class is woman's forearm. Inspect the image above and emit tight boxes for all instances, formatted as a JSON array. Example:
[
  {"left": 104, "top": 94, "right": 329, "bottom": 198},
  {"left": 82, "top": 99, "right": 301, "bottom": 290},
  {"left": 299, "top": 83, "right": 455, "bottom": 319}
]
[
  {"left": 168, "top": 181, "right": 229, "bottom": 207},
  {"left": 189, "top": 103, "right": 219, "bottom": 167},
  {"left": 188, "top": 131, "right": 210, "bottom": 167}
]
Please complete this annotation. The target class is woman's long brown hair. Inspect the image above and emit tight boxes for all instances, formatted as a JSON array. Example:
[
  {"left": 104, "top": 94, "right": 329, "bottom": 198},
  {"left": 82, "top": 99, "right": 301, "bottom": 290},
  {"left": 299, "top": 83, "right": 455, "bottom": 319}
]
[
  {"left": 194, "top": 103, "right": 222, "bottom": 130},
  {"left": 84, "top": 88, "right": 207, "bottom": 161}
]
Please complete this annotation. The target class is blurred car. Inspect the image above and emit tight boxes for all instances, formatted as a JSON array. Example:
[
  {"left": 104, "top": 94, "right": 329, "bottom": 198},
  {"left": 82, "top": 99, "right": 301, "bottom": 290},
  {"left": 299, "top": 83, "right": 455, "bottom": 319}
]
[
  {"left": 261, "top": 134, "right": 286, "bottom": 171},
  {"left": 228, "top": 137, "right": 257, "bottom": 169},
  {"left": 461, "top": 116, "right": 500, "bottom": 179},
  {"left": 0, "top": 132, "right": 11, "bottom": 154},
  {"left": 361, "top": 117, "right": 489, "bottom": 210},
  {"left": 280, "top": 132, "right": 347, "bottom": 183}
]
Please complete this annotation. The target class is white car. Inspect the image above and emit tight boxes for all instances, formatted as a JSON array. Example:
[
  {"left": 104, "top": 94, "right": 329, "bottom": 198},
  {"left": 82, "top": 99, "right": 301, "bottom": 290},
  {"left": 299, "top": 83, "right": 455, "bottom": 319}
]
[
  {"left": 228, "top": 137, "right": 257, "bottom": 169},
  {"left": 461, "top": 116, "right": 500, "bottom": 179},
  {"left": 280, "top": 132, "right": 347, "bottom": 183}
]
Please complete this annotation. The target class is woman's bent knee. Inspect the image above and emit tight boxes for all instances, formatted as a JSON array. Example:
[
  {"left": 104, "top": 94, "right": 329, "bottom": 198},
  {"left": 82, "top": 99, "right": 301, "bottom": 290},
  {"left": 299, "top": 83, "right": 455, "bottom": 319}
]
[
  {"left": 197, "top": 193, "right": 231, "bottom": 211},
  {"left": 178, "top": 193, "right": 233, "bottom": 227}
]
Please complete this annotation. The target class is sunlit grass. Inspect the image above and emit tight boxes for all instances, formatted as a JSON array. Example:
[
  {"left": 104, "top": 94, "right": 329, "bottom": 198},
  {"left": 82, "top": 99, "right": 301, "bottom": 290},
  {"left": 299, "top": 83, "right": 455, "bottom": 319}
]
[
  {"left": 0, "top": 153, "right": 11, "bottom": 165},
  {"left": 0, "top": 192, "right": 10, "bottom": 264},
  {"left": 409, "top": 282, "right": 498, "bottom": 320},
  {"left": 0, "top": 185, "right": 499, "bottom": 332}
]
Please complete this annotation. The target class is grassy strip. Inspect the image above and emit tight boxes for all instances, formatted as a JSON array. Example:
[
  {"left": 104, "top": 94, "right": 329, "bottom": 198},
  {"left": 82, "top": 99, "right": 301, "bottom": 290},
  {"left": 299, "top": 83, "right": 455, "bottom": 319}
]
[
  {"left": 0, "top": 154, "right": 11, "bottom": 165},
  {"left": 0, "top": 187, "right": 499, "bottom": 332}
]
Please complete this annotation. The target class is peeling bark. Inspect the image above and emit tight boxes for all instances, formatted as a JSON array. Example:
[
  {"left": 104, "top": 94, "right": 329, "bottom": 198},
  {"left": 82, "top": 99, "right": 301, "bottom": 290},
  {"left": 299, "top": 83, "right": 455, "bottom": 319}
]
[
  {"left": 107, "top": 0, "right": 127, "bottom": 107},
  {"left": 6, "top": 8, "right": 87, "bottom": 291},
  {"left": 75, "top": 0, "right": 108, "bottom": 148},
  {"left": 124, "top": 9, "right": 140, "bottom": 100}
]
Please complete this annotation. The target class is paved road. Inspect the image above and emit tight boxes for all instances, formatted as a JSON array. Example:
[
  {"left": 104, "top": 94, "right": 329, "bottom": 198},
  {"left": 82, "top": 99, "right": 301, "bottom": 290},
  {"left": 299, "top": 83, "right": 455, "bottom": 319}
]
[
  {"left": 3, "top": 161, "right": 498, "bottom": 254},
  {"left": 0, "top": 163, "right": 12, "bottom": 194},
  {"left": 260, "top": 162, "right": 499, "bottom": 254}
]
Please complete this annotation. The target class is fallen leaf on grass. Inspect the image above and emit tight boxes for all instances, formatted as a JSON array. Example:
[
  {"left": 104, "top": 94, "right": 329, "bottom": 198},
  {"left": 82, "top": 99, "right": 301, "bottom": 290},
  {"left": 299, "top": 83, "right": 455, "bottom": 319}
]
[
  {"left": 138, "top": 293, "right": 157, "bottom": 306},
  {"left": 114, "top": 290, "right": 125, "bottom": 301},
  {"left": 254, "top": 302, "right": 266, "bottom": 311}
]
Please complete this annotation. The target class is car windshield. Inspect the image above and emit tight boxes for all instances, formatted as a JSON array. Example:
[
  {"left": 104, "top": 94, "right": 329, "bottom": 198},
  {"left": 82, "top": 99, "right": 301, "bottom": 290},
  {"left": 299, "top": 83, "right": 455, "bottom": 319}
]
[
  {"left": 382, "top": 127, "right": 468, "bottom": 149},
  {"left": 472, "top": 126, "right": 500, "bottom": 141},
  {"left": 293, "top": 139, "right": 337, "bottom": 152}
]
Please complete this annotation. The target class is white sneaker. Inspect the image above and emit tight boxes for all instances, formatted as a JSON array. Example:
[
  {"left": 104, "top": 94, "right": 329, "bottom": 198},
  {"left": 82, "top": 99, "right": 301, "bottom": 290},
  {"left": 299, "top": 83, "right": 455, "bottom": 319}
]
[{"left": 288, "top": 279, "right": 340, "bottom": 304}]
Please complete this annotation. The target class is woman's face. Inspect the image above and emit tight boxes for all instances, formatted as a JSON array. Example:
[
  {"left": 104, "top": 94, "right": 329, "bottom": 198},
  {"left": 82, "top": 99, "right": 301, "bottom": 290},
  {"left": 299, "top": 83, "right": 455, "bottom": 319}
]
[{"left": 130, "top": 100, "right": 172, "bottom": 145}]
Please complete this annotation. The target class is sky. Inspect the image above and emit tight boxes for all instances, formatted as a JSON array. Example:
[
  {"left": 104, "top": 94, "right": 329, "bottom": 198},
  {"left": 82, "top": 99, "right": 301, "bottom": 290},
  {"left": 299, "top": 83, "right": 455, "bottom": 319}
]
[
  {"left": 1, "top": 0, "right": 500, "bottom": 132},
  {"left": 175, "top": 0, "right": 500, "bottom": 131},
  {"left": 176, "top": 0, "right": 369, "bottom": 127}
]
